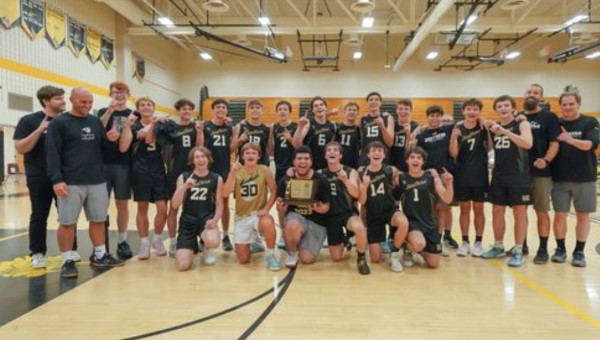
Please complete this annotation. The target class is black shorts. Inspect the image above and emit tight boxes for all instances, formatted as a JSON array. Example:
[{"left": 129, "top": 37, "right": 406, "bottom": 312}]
[
  {"left": 166, "top": 166, "right": 191, "bottom": 198},
  {"left": 132, "top": 171, "right": 168, "bottom": 203},
  {"left": 366, "top": 210, "right": 397, "bottom": 244},
  {"left": 488, "top": 185, "right": 531, "bottom": 206},
  {"left": 275, "top": 167, "right": 288, "bottom": 184},
  {"left": 408, "top": 221, "right": 442, "bottom": 254},
  {"left": 325, "top": 213, "right": 356, "bottom": 246},
  {"left": 105, "top": 163, "right": 131, "bottom": 200},
  {"left": 454, "top": 185, "right": 488, "bottom": 202},
  {"left": 177, "top": 216, "right": 211, "bottom": 251}
]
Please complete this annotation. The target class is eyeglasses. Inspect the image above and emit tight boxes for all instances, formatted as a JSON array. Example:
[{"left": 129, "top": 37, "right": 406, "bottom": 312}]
[{"left": 111, "top": 91, "right": 128, "bottom": 96}]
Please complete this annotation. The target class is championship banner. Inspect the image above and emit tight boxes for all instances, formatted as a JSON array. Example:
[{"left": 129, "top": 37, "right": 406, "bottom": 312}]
[
  {"left": 132, "top": 54, "right": 145, "bottom": 82},
  {"left": 45, "top": 5, "right": 65, "bottom": 49},
  {"left": 67, "top": 17, "right": 85, "bottom": 57},
  {"left": 0, "top": 0, "right": 20, "bottom": 29},
  {"left": 20, "top": 0, "right": 44, "bottom": 40},
  {"left": 100, "top": 35, "right": 114, "bottom": 69},
  {"left": 86, "top": 26, "right": 101, "bottom": 63}
]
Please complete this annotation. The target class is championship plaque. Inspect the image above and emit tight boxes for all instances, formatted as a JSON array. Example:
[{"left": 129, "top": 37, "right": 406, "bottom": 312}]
[{"left": 284, "top": 178, "right": 318, "bottom": 205}]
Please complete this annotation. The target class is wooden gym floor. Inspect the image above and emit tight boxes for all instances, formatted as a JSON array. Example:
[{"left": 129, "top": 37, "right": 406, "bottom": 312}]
[{"left": 0, "top": 181, "right": 600, "bottom": 339}]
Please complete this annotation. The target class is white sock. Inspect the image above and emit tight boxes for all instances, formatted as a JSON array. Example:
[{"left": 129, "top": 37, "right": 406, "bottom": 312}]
[
  {"left": 494, "top": 241, "right": 504, "bottom": 248},
  {"left": 266, "top": 248, "right": 275, "bottom": 256},
  {"left": 94, "top": 245, "right": 107, "bottom": 259},
  {"left": 154, "top": 233, "right": 163, "bottom": 242},
  {"left": 170, "top": 237, "right": 176, "bottom": 245},
  {"left": 140, "top": 237, "right": 149, "bottom": 244},
  {"left": 118, "top": 232, "right": 127, "bottom": 243},
  {"left": 61, "top": 251, "right": 72, "bottom": 264}
]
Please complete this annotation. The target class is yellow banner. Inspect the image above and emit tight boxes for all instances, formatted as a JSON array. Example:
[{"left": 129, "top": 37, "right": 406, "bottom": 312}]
[
  {"left": 0, "top": 0, "right": 20, "bottom": 29},
  {"left": 20, "top": 0, "right": 44, "bottom": 40},
  {"left": 86, "top": 26, "right": 101, "bottom": 63},
  {"left": 45, "top": 5, "right": 65, "bottom": 49}
]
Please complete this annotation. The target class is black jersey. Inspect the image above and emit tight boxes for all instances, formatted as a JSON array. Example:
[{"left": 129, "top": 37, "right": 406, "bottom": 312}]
[
  {"left": 359, "top": 166, "right": 396, "bottom": 220},
  {"left": 303, "top": 119, "right": 336, "bottom": 170},
  {"left": 318, "top": 166, "right": 357, "bottom": 216},
  {"left": 552, "top": 115, "right": 599, "bottom": 183},
  {"left": 277, "top": 172, "right": 330, "bottom": 226},
  {"left": 491, "top": 120, "right": 530, "bottom": 187},
  {"left": 454, "top": 123, "right": 489, "bottom": 187},
  {"left": 389, "top": 120, "right": 419, "bottom": 171},
  {"left": 13, "top": 111, "right": 54, "bottom": 177},
  {"left": 180, "top": 171, "right": 219, "bottom": 224},
  {"left": 97, "top": 108, "right": 133, "bottom": 165},
  {"left": 361, "top": 113, "right": 391, "bottom": 151},
  {"left": 157, "top": 121, "right": 196, "bottom": 176},
  {"left": 130, "top": 121, "right": 166, "bottom": 177},
  {"left": 520, "top": 110, "right": 561, "bottom": 177},
  {"left": 416, "top": 125, "right": 455, "bottom": 173},
  {"left": 238, "top": 122, "right": 270, "bottom": 165},
  {"left": 334, "top": 123, "right": 361, "bottom": 169},
  {"left": 273, "top": 122, "right": 297, "bottom": 170},
  {"left": 397, "top": 172, "right": 438, "bottom": 237},
  {"left": 203, "top": 121, "right": 233, "bottom": 177}
]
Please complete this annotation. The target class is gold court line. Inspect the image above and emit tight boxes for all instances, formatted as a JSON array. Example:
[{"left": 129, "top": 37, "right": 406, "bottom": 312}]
[
  {"left": 0, "top": 231, "right": 28, "bottom": 243},
  {"left": 490, "top": 259, "right": 600, "bottom": 330}
]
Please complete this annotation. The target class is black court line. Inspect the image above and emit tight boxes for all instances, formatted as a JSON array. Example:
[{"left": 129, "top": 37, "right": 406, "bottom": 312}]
[
  {"left": 121, "top": 269, "right": 296, "bottom": 340},
  {"left": 238, "top": 268, "right": 296, "bottom": 339}
]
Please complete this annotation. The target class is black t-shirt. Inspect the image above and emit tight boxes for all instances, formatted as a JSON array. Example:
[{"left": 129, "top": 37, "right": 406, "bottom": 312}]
[
  {"left": 130, "top": 121, "right": 166, "bottom": 177},
  {"left": 359, "top": 165, "right": 396, "bottom": 220},
  {"left": 97, "top": 107, "right": 133, "bottom": 165},
  {"left": 203, "top": 121, "right": 233, "bottom": 177},
  {"left": 180, "top": 171, "right": 219, "bottom": 224},
  {"left": 491, "top": 120, "right": 530, "bottom": 187},
  {"left": 416, "top": 125, "right": 455, "bottom": 173},
  {"left": 396, "top": 172, "right": 438, "bottom": 237},
  {"left": 303, "top": 119, "right": 336, "bottom": 170},
  {"left": 360, "top": 113, "right": 391, "bottom": 153},
  {"left": 454, "top": 122, "right": 489, "bottom": 187},
  {"left": 237, "top": 122, "right": 270, "bottom": 165},
  {"left": 277, "top": 172, "right": 330, "bottom": 226},
  {"left": 46, "top": 113, "right": 108, "bottom": 185},
  {"left": 273, "top": 122, "right": 297, "bottom": 170},
  {"left": 389, "top": 120, "right": 419, "bottom": 171},
  {"left": 334, "top": 123, "right": 361, "bottom": 169},
  {"left": 521, "top": 110, "right": 561, "bottom": 177},
  {"left": 156, "top": 120, "right": 196, "bottom": 177},
  {"left": 318, "top": 165, "right": 357, "bottom": 216},
  {"left": 552, "top": 115, "right": 599, "bottom": 182},
  {"left": 13, "top": 111, "right": 53, "bottom": 177}
]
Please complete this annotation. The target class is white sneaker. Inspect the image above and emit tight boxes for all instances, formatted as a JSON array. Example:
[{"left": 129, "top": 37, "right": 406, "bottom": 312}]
[
  {"left": 402, "top": 251, "right": 414, "bottom": 268},
  {"left": 390, "top": 252, "right": 403, "bottom": 272},
  {"left": 71, "top": 250, "right": 82, "bottom": 262},
  {"left": 457, "top": 241, "right": 471, "bottom": 257},
  {"left": 152, "top": 238, "right": 167, "bottom": 256},
  {"left": 168, "top": 242, "right": 177, "bottom": 258},
  {"left": 138, "top": 242, "right": 150, "bottom": 260},
  {"left": 31, "top": 253, "right": 46, "bottom": 268},
  {"left": 472, "top": 242, "right": 484, "bottom": 257},
  {"left": 285, "top": 252, "right": 299, "bottom": 268},
  {"left": 441, "top": 245, "right": 450, "bottom": 257},
  {"left": 204, "top": 249, "right": 217, "bottom": 265}
]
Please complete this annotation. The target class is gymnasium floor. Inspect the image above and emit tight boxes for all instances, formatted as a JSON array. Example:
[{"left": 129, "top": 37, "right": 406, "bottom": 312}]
[{"left": 0, "top": 181, "right": 600, "bottom": 339}]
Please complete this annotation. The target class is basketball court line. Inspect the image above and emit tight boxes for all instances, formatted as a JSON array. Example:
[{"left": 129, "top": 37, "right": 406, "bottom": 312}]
[{"left": 0, "top": 232, "right": 28, "bottom": 243}]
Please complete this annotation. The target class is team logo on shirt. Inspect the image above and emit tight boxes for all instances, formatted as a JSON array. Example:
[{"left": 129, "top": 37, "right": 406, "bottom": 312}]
[
  {"left": 530, "top": 121, "right": 541, "bottom": 129},
  {"left": 81, "top": 126, "right": 95, "bottom": 141},
  {"left": 424, "top": 132, "right": 447, "bottom": 143}
]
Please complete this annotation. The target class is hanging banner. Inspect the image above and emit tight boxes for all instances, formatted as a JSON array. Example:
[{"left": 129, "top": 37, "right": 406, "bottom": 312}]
[
  {"left": 132, "top": 54, "right": 145, "bottom": 82},
  {"left": 21, "top": 0, "right": 44, "bottom": 40},
  {"left": 45, "top": 5, "right": 65, "bottom": 49},
  {"left": 86, "top": 26, "right": 101, "bottom": 63},
  {"left": 67, "top": 16, "right": 85, "bottom": 57},
  {"left": 100, "top": 35, "right": 114, "bottom": 69},
  {"left": 0, "top": 0, "right": 20, "bottom": 29}
]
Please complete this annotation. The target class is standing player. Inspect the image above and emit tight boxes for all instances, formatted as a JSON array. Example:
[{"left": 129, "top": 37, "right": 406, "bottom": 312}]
[
  {"left": 198, "top": 98, "right": 235, "bottom": 251},
  {"left": 449, "top": 99, "right": 490, "bottom": 257},
  {"left": 292, "top": 96, "right": 336, "bottom": 170},
  {"left": 223, "top": 143, "right": 281, "bottom": 270},
  {"left": 171, "top": 147, "right": 223, "bottom": 271},
  {"left": 359, "top": 92, "right": 394, "bottom": 166},
  {"left": 334, "top": 103, "right": 361, "bottom": 169},
  {"left": 396, "top": 147, "right": 454, "bottom": 269},
  {"left": 232, "top": 99, "right": 270, "bottom": 165},
  {"left": 551, "top": 87, "right": 599, "bottom": 267},
  {"left": 319, "top": 142, "right": 370, "bottom": 275},
  {"left": 119, "top": 97, "right": 168, "bottom": 260},
  {"left": 389, "top": 99, "right": 419, "bottom": 172},
  {"left": 481, "top": 95, "right": 532, "bottom": 267},
  {"left": 358, "top": 141, "right": 408, "bottom": 271}
]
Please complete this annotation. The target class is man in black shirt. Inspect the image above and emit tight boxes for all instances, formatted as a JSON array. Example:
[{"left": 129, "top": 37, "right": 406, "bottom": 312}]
[
  {"left": 13, "top": 85, "right": 78, "bottom": 268},
  {"left": 551, "top": 88, "right": 599, "bottom": 267},
  {"left": 232, "top": 99, "right": 271, "bottom": 166},
  {"left": 97, "top": 81, "right": 134, "bottom": 260},
  {"left": 46, "top": 87, "right": 124, "bottom": 278},
  {"left": 292, "top": 96, "right": 336, "bottom": 170},
  {"left": 359, "top": 92, "right": 394, "bottom": 166},
  {"left": 390, "top": 99, "right": 419, "bottom": 172},
  {"left": 334, "top": 103, "right": 361, "bottom": 169}
]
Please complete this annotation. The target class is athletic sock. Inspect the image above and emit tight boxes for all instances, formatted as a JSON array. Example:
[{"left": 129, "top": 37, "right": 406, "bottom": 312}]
[
  {"left": 265, "top": 248, "right": 275, "bottom": 256},
  {"left": 523, "top": 237, "right": 528, "bottom": 248},
  {"left": 170, "top": 237, "right": 176, "bottom": 245},
  {"left": 444, "top": 230, "right": 452, "bottom": 238},
  {"left": 539, "top": 236, "right": 548, "bottom": 251},
  {"left": 154, "top": 233, "right": 162, "bottom": 241},
  {"left": 494, "top": 240, "right": 504, "bottom": 248},
  {"left": 475, "top": 235, "right": 483, "bottom": 243},
  {"left": 357, "top": 252, "right": 366, "bottom": 260},
  {"left": 140, "top": 237, "right": 149, "bottom": 244},
  {"left": 556, "top": 238, "right": 566, "bottom": 251},
  {"left": 574, "top": 241, "right": 586, "bottom": 253},
  {"left": 61, "top": 251, "right": 72, "bottom": 264},
  {"left": 118, "top": 232, "right": 127, "bottom": 243},
  {"left": 94, "top": 245, "right": 107, "bottom": 259},
  {"left": 462, "top": 235, "right": 469, "bottom": 243}
]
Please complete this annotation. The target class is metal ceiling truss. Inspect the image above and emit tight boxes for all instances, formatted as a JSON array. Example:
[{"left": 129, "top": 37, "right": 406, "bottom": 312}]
[{"left": 297, "top": 30, "right": 343, "bottom": 71}]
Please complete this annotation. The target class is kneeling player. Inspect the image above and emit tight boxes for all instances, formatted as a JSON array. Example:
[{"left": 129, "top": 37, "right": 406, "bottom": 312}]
[{"left": 171, "top": 147, "right": 223, "bottom": 271}]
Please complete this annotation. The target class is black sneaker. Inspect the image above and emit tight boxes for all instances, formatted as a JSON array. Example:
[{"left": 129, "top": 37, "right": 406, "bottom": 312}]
[
  {"left": 357, "top": 258, "right": 371, "bottom": 275},
  {"left": 551, "top": 248, "right": 567, "bottom": 263},
  {"left": 533, "top": 249, "right": 549, "bottom": 264},
  {"left": 61, "top": 260, "right": 78, "bottom": 278},
  {"left": 443, "top": 235, "right": 459, "bottom": 249},
  {"left": 117, "top": 241, "right": 133, "bottom": 260},
  {"left": 506, "top": 245, "right": 529, "bottom": 256},
  {"left": 90, "top": 253, "right": 125, "bottom": 268},
  {"left": 571, "top": 251, "right": 586, "bottom": 268},
  {"left": 222, "top": 235, "right": 233, "bottom": 251}
]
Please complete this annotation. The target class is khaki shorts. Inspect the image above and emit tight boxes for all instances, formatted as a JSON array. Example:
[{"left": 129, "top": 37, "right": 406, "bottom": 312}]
[
  {"left": 284, "top": 212, "right": 327, "bottom": 259},
  {"left": 233, "top": 215, "right": 260, "bottom": 244},
  {"left": 530, "top": 176, "right": 552, "bottom": 212},
  {"left": 57, "top": 183, "right": 109, "bottom": 225}
]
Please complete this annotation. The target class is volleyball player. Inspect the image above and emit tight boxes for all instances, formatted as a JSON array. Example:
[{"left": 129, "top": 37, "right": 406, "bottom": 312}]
[
  {"left": 232, "top": 99, "right": 270, "bottom": 165},
  {"left": 334, "top": 103, "right": 361, "bottom": 169},
  {"left": 389, "top": 99, "right": 419, "bottom": 172},
  {"left": 359, "top": 92, "right": 394, "bottom": 166},
  {"left": 292, "top": 96, "right": 336, "bottom": 170}
]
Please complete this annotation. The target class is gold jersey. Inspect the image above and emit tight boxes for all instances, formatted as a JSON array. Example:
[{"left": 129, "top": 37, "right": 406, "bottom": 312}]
[{"left": 234, "top": 165, "right": 269, "bottom": 217}]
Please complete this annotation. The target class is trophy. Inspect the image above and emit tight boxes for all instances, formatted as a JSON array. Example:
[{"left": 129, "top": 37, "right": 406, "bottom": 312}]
[
  {"left": 113, "top": 116, "right": 127, "bottom": 133},
  {"left": 284, "top": 178, "right": 319, "bottom": 205}
]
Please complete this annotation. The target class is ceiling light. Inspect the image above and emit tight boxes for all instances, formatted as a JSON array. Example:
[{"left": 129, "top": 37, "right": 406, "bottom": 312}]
[
  {"left": 505, "top": 51, "right": 521, "bottom": 59},
  {"left": 585, "top": 51, "right": 600, "bottom": 59},
  {"left": 353, "top": 51, "right": 363, "bottom": 59},
  {"left": 565, "top": 14, "right": 588, "bottom": 26},
  {"left": 362, "top": 16, "right": 374, "bottom": 28},
  {"left": 426, "top": 51, "right": 439, "bottom": 60},
  {"left": 158, "top": 17, "right": 175, "bottom": 28},
  {"left": 199, "top": 52, "right": 213, "bottom": 60},
  {"left": 350, "top": 0, "right": 376, "bottom": 13},
  {"left": 460, "top": 15, "right": 477, "bottom": 26},
  {"left": 258, "top": 16, "right": 271, "bottom": 26},
  {"left": 202, "top": 0, "right": 229, "bottom": 13}
]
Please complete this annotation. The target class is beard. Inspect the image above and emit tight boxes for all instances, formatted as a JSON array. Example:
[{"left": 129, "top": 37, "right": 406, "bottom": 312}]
[{"left": 524, "top": 98, "right": 538, "bottom": 111}]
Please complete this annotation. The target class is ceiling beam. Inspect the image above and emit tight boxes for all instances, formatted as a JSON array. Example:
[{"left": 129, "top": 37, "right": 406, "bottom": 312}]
[
  {"left": 333, "top": 0, "right": 359, "bottom": 24},
  {"left": 236, "top": 0, "right": 258, "bottom": 21},
  {"left": 284, "top": 0, "right": 311, "bottom": 25},
  {"left": 392, "top": 0, "right": 457, "bottom": 71},
  {"left": 140, "top": 0, "right": 190, "bottom": 50},
  {"left": 181, "top": 0, "right": 207, "bottom": 22},
  {"left": 386, "top": 0, "right": 409, "bottom": 23},
  {"left": 517, "top": 0, "right": 541, "bottom": 24}
]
